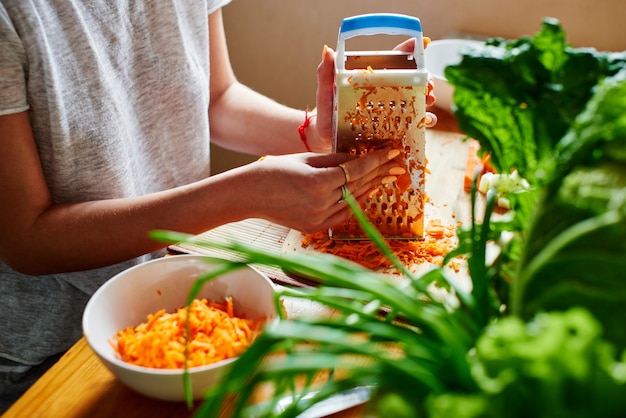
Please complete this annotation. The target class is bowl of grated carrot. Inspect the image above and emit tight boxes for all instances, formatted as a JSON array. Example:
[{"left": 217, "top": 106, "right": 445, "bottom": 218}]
[{"left": 82, "top": 254, "right": 277, "bottom": 402}]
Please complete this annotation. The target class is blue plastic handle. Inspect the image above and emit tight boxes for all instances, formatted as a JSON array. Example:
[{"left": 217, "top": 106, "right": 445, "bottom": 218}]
[
  {"left": 339, "top": 14, "right": 423, "bottom": 39},
  {"left": 336, "top": 13, "right": 425, "bottom": 70}
]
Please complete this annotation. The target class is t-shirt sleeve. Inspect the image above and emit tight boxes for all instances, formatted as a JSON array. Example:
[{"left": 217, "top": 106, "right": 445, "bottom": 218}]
[
  {"left": 207, "top": 0, "right": 232, "bottom": 15},
  {"left": 0, "top": 4, "right": 29, "bottom": 115}
]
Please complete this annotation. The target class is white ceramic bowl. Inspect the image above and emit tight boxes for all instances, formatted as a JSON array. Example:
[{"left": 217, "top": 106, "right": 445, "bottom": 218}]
[
  {"left": 425, "top": 39, "right": 484, "bottom": 112},
  {"left": 82, "top": 255, "right": 277, "bottom": 401}
]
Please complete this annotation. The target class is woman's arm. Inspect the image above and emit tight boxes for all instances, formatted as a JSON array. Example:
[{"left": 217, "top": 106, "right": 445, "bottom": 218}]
[
  {"left": 0, "top": 110, "right": 249, "bottom": 274},
  {"left": 0, "top": 111, "right": 399, "bottom": 276},
  {"left": 207, "top": 10, "right": 320, "bottom": 155}
]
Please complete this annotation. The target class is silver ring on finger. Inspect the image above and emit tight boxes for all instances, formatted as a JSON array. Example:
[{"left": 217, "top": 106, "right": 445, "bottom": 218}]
[{"left": 338, "top": 184, "right": 348, "bottom": 203}]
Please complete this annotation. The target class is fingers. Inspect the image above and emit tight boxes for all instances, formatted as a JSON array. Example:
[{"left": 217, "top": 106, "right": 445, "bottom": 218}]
[
  {"left": 330, "top": 148, "right": 402, "bottom": 189},
  {"left": 392, "top": 37, "right": 415, "bottom": 53},
  {"left": 305, "top": 147, "right": 404, "bottom": 223},
  {"left": 323, "top": 169, "right": 401, "bottom": 230},
  {"left": 426, "top": 77, "right": 436, "bottom": 107},
  {"left": 425, "top": 111, "right": 438, "bottom": 128},
  {"left": 315, "top": 45, "right": 335, "bottom": 148},
  {"left": 331, "top": 148, "right": 406, "bottom": 216},
  {"left": 392, "top": 36, "right": 431, "bottom": 53},
  {"left": 391, "top": 38, "right": 438, "bottom": 112}
]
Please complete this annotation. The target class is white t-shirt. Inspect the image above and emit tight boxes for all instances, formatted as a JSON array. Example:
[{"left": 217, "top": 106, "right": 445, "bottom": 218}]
[{"left": 0, "top": 0, "right": 231, "bottom": 394}]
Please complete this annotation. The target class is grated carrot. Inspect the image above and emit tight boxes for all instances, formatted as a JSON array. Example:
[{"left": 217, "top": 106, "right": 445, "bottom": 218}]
[
  {"left": 301, "top": 219, "right": 459, "bottom": 274},
  {"left": 111, "top": 297, "right": 265, "bottom": 369}
]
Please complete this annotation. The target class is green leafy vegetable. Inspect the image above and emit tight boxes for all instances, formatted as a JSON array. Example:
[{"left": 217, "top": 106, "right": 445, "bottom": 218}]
[
  {"left": 445, "top": 18, "right": 626, "bottom": 183},
  {"left": 425, "top": 308, "right": 626, "bottom": 418},
  {"left": 513, "top": 69, "right": 626, "bottom": 350},
  {"left": 446, "top": 18, "right": 626, "bottom": 352}
]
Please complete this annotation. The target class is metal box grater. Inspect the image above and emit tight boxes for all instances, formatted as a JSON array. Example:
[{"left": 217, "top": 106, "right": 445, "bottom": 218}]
[{"left": 331, "top": 14, "right": 430, "bottom": 240}]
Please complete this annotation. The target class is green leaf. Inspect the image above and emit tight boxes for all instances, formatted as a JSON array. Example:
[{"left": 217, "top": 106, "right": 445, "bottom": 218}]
[{"left": 445, "top": 18, "right": 626, "bottom": 183}]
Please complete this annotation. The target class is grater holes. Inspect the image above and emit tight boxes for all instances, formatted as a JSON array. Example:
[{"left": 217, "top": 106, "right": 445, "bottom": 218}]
[
  {"left": 393, "top": 116, "right": 402, "bottom": 131},
  {"left": 404, "top": 144, "right": 411, "bottom": 151},
  {"left": 382, "top": 116, "right": 390, "bottom": 132},
  {"left": 348, "top": 100, "right": 415, "bottom": 149},
  {"left": 405, "top": 116, "right": 412, "bottom": 130},
  {"left": 333, "top": 83, "right": 426, "bottom": 239}
]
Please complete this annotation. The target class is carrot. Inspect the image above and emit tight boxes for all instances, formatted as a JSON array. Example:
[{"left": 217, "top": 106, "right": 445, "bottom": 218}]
[
  {"left": 111, "top": 297, "right": 264, "bottom": 369},
  {"left": 301, "top": 218, "right": 459, "bottom": 274},
  {"left": 395, "top": 172, "right": 412, "bottom": 194},
  {"left": 464, "top": 140, "right": 495, "bottom": 192}
]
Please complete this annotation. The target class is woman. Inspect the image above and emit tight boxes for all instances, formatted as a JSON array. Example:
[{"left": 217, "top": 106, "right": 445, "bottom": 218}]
[{"left": 0, "top": 0, "right": 435, "bottom": 411}]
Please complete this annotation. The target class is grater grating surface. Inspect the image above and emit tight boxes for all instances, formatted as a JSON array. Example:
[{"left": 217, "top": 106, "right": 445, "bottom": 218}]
[{"left": 331, "top": 14, "right": 429, "bottom": 240}]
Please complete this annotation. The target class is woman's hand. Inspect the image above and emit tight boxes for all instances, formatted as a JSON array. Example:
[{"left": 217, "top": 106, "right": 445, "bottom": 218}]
[
  {"left": 244, "top": 147, "right": 404, "bottom": 233},
  {"left": 393, "top": 37, "right": 438, "bottom": 110},
  {"left": 310, "top": 37, "right": 438, "bottom": 152}
]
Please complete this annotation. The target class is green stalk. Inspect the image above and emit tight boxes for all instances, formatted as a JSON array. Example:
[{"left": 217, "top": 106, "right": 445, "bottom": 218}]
[{"left": 471, "top": 187, "right": 498, "bottom": 327}]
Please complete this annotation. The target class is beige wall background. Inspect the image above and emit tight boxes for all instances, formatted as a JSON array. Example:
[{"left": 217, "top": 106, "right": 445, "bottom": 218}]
[{"left": 212, "top": 0, "right": 626, "bottom": 173}]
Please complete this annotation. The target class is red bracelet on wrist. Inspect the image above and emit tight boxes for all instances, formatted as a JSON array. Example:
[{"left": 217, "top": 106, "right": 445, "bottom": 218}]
[{"left": 298, "top": 109, "right": 315, "bottom": 152}]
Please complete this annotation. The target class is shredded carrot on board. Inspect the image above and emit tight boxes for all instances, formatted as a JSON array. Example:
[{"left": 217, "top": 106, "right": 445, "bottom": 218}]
[
  {"left": 111, "top": 297, "right": 264, "bottom": 369},
  {"left": 301, "top": 219, "right": 460, "bottom": 274}
]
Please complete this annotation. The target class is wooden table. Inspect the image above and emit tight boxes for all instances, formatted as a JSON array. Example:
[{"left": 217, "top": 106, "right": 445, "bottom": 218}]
[{"left": 4, "top": 120, "right": 469, "bottom": 418}]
